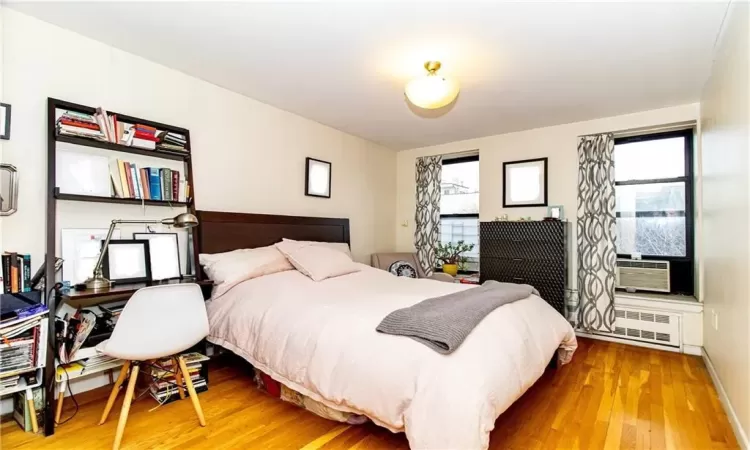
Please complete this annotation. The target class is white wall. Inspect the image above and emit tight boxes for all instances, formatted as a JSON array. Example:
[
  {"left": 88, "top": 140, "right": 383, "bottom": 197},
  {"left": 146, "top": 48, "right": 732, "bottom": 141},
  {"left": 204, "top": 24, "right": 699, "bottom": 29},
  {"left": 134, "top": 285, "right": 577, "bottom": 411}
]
[
  {"left": 396, "top": 103, "right": 699, "bottom": 290},
  {"left": 699, "top": 2, "right": 749, "bottom": 446},
  {"left": 1, "top": 9, "right": 397, "bottom": 272}
]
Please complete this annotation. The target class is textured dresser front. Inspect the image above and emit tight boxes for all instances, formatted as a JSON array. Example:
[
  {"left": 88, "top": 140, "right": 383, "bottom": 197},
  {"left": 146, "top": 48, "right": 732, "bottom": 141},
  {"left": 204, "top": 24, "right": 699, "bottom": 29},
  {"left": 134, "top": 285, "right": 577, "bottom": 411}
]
[{"left": 480, "top": 221, "right": 568, "bottom": 316}]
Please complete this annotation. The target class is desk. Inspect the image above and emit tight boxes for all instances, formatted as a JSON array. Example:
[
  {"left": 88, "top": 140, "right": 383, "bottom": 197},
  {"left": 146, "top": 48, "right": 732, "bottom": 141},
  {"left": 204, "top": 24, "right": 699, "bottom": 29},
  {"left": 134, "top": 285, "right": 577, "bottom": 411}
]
[{"left": 54, "top": 279, "right": 213, "bottom": 426}]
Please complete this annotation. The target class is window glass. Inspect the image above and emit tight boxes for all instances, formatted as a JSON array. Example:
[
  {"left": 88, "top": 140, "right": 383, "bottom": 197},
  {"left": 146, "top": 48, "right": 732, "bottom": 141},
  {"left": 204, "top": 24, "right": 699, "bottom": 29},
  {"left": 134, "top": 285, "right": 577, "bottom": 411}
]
[
  {"left": 616, "top": 216, "right": 686, "bottom": 257},
  {"left": 615, "top": 137, "right": 685, "bottom": 181},
  {"left": 440, "top": 160, "right": 479, "bottom": 215},
  {"left": 616, "top": 182, "right": 686, "bottom": 214}
]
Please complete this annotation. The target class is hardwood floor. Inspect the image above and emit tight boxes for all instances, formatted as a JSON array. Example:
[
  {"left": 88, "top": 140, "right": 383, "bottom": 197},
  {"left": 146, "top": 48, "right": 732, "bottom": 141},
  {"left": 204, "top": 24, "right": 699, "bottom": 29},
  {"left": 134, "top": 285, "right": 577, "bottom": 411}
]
[{"left": 1, "top": 338, "right": 738, "bottom": 449}]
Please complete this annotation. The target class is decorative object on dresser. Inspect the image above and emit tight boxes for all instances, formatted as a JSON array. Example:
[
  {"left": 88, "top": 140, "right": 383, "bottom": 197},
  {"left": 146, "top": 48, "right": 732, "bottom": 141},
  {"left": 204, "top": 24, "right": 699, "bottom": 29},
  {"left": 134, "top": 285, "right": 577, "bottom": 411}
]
[
  {"left": 503, "top": 157, "right": 548, "bottom": 207},
  {"left": 305, "top": 157, "right": 332, "bottom": 198},
  {"left": 370, "top": 252, "right": 454, "bottom": 282},
  {"left": 479, "top": 220, "right": 567, "bottom": 316},
  {"left": 546, "top": 205, "right": 564, "bottom": 220}
]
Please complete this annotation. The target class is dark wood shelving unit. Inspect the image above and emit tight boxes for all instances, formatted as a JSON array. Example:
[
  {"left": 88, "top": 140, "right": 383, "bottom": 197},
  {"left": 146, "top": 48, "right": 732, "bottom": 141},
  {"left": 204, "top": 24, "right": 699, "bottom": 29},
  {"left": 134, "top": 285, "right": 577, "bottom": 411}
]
[
  {"left": 54, "top": 189, "right": 190, "bottom": 207},
  {"left": 44, "top": 98, "right": 196, "bottom": 437},
  {"left": 55, "top": 135, "right": 189, "bottom": 161}
]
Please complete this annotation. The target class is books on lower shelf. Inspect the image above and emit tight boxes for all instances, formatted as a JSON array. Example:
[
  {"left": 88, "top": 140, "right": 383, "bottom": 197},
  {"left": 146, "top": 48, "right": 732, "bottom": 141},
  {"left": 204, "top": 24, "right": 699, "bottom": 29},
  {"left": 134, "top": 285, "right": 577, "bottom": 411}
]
[
  {"left": 0, "top": 312, "right": 49, "bottom": 383},
  {"left": 108, "top": 159, "right": 186, "bottom": 202},
  {"left": 56, "top": 353, "right": 122, "bottom": 380},
  {"left": 56, "top": 108, "right": 188, "bottom": 153},
  {"left": 12, "top": 386, "right": 43, "bottom": 432},
  {"left": 148, "top": 352, "right": 209, "bottom": 404}
]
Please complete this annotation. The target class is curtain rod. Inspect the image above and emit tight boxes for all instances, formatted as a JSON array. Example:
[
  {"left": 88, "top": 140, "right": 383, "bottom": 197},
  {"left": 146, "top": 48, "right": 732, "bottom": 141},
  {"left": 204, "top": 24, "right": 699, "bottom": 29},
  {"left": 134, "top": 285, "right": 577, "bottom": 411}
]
[{"left": 578, "top": 120, "right": 696, "bottom": 139}]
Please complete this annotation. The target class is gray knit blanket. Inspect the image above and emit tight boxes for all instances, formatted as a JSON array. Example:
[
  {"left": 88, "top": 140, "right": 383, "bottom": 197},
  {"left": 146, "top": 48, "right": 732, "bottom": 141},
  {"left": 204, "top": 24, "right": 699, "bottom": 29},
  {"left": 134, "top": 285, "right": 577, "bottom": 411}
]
[{"left": 376, "top": 280, "right": 538, "bottom": 354}]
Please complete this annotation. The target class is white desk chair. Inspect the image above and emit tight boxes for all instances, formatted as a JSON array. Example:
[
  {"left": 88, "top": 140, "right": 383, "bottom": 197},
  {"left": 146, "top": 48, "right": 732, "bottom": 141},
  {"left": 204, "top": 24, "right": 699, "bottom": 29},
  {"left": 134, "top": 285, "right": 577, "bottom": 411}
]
[{"left": 97, "top": 283, "right": 209, "bottom": 450}]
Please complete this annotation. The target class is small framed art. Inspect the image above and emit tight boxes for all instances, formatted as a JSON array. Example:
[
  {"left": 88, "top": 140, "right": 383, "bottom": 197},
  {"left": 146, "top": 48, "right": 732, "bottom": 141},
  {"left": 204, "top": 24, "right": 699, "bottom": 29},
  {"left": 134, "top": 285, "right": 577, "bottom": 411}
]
[
  {"left": 547, "top": 205, "right": 564, "bottom": 220},
  {"left": 503, "top": 157, "right": 548, "bottom": 207},
  {"left": 134, "top": 232, "right": 181, "bottom": 281},
  {"left": 0, "top": 103, "right": 10, "bottom": 140},
  {"left": 101, "top": 239, "right": 152, "bottom": 284},
  {"left": 305, "top": 157, "right": 332, "bottom": 198}
]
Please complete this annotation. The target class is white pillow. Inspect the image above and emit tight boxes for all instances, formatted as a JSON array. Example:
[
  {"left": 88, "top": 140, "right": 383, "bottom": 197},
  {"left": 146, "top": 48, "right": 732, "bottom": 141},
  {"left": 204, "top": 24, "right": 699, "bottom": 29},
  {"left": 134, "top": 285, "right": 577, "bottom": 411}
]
[
  {"left": 275, "top": 240, "right": 360, "bottom": 282},
  {"left": 281, "top": 238, "right": 352, "bottom": 258},
  {"left": 199, "top": 246, "right": 293, "bottom": 297}
]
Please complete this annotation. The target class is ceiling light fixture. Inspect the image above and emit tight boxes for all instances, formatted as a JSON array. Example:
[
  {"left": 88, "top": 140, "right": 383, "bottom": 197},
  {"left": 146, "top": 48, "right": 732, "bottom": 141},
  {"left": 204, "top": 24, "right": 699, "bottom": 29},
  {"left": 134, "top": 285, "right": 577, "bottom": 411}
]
[{"left": 404, "top": 61, "right": 460, "bottom": 110}]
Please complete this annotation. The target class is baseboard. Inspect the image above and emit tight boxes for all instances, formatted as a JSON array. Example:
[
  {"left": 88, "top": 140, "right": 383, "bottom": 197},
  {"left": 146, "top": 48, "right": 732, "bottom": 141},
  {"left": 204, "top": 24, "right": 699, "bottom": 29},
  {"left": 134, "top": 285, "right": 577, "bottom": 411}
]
[
  {"left": 702, "top": 348, "right": 749, "bottom": 450},
  {"left": 682, "top": 344, "right": 702, "bottom": 356}
]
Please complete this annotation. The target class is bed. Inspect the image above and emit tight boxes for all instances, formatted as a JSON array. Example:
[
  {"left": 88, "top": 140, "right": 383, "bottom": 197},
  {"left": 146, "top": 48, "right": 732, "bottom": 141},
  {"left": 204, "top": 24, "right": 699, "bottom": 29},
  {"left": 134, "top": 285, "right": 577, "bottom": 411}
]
[{"left": 194, "top": 210, "right": 577, "bottom": 450}]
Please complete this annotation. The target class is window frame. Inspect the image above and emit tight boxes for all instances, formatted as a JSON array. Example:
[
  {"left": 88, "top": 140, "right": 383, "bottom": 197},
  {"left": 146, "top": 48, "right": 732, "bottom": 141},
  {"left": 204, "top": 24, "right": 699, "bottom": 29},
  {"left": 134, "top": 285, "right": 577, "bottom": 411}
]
[
  {"left": 614, "top": 128, "right": 694, "bottom": 294},
  {"left": 439, "top": 155, "right": 480, "bottom": 274}
]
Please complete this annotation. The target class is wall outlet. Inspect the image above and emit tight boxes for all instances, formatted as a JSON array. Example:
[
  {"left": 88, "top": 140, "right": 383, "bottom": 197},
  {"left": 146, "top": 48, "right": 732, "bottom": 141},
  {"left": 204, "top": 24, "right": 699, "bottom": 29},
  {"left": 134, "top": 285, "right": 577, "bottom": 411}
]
[{"left": 711, "top": 309, "right": 719, "bottom": 331}]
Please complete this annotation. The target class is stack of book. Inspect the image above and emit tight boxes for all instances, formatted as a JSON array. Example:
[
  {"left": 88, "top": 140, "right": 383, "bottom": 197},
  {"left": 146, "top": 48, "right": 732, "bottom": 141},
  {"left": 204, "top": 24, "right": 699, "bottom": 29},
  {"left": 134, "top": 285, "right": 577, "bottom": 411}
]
[
  {"left": 157, "top": 131, "right": 188, "bottom": 153},
  {"left": 131, "top": 124, "right": 160, "bottom": 150},
  {"left": 1, "top": 253, "right": 31, "bottom": 294},
  {"left": 56, "top": 111, "right": 106, "bottom": 141},
  {"left": 0, "top": 305, "right": 48, "bottom": 383},
  {"left": 149, "top": 352, "right": 209, "bottom": 404},
  {"left": 57, "top": 354, "right": 120, "bottom": 379},
  {"left": 108, "top": 159, "right": 186, "bottom": 202}
]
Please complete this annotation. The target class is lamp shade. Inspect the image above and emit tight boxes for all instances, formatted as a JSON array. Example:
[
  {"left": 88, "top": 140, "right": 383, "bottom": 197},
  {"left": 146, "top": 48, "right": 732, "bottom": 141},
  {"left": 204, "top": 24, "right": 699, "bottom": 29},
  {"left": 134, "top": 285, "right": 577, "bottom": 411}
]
[
  {"left": 405, "top": 61, "right": 460, "bottom": 109},
  {"left": 165, "top": 212, "right": 199, "bottom": 229}
]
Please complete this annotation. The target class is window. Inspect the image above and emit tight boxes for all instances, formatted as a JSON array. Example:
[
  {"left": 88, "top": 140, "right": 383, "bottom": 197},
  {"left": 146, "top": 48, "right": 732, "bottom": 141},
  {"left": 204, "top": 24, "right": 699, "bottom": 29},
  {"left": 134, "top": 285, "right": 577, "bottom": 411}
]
[
  {"left": 440, "top": 155, "right": 479, "bottom": 272},
  {"left": 614, "top": 129, "right": 694, "bottom": 294}
]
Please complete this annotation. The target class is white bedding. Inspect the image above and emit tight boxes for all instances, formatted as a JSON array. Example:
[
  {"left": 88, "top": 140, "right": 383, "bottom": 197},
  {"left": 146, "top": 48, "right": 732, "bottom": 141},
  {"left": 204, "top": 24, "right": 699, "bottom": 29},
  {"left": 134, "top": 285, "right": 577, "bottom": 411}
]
[{"left": 206, "top": 264, "right": 577, "bottom": 449}]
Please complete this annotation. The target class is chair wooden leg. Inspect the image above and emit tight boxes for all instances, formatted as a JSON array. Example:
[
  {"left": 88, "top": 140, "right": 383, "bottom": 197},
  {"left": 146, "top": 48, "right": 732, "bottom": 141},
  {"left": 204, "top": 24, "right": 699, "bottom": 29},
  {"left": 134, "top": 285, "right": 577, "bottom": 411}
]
[
  {"left": 26, "top": 388, "right": 38, "bottom": 433},
  {"left": 112, "top": 364, "right": 139, "bottom": 450},
  {"left": 177, "top": 356, "right": 206, "bottom": 426},
  {"left": 172, "top": 358, "right": 185, "bottom": 399},
  {"left": 99, "top": 361, "right": 131, "bottom": 425},
  {"left": 55, "top": 390, "right": 65, "bottom": 424}
]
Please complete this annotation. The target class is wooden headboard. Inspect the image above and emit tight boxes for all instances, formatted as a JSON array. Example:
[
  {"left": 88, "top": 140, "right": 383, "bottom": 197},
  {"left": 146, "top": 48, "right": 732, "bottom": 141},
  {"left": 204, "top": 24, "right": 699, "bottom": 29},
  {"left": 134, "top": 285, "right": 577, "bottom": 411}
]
[{"left": 192, "top": 210, "right": 350, "bottom": 279}]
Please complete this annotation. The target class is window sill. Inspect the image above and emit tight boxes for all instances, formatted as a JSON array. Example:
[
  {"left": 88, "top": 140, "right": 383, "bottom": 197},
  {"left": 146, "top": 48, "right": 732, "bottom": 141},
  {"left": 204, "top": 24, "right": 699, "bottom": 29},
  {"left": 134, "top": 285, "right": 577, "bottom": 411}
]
[{"left": 615, "top": 291, "right": 702, "bottom": 314}]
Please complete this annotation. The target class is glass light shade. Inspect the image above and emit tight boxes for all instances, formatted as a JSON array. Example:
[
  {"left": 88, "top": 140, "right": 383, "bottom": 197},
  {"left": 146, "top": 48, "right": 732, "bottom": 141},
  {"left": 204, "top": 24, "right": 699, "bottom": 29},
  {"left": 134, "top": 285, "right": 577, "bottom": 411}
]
[{"left": 405, "top": 74, "right": 460, "bottom": 109}]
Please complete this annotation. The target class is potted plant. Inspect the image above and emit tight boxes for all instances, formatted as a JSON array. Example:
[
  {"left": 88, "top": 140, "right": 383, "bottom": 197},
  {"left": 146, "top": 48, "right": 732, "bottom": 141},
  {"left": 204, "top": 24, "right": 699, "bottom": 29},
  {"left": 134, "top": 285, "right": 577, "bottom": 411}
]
[{"left": 435, "top": 241, "right": 475, "bottom": 276}]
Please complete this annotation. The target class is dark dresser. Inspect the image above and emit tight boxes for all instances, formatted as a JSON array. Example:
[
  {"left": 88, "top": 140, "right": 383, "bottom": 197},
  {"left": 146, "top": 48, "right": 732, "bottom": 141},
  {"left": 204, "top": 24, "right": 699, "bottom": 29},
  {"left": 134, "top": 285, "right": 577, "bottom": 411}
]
[{"left": 480, "top": 221, "right": 568, "bottom": 316}]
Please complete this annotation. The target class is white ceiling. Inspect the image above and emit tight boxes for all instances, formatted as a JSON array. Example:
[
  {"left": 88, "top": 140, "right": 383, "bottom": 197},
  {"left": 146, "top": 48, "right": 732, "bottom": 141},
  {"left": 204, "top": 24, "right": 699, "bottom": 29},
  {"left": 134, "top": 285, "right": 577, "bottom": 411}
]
[{"left": 8, "top": 2, "right": 728, "bottom": 150}]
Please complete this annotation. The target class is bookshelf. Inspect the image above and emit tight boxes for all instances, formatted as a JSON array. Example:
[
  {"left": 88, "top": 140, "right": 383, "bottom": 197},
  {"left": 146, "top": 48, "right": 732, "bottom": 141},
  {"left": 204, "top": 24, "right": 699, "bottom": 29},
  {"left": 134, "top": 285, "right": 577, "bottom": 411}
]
[{"left": 43, "top": 98, "right": 197, "bottom": 436}]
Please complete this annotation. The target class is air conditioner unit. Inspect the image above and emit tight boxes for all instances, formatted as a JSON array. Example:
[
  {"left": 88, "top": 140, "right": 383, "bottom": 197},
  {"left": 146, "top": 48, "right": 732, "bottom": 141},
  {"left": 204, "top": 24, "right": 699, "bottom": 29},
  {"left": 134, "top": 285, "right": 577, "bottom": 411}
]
[{"left": 616, "top": 259, "right": 670, "bottom": 293}]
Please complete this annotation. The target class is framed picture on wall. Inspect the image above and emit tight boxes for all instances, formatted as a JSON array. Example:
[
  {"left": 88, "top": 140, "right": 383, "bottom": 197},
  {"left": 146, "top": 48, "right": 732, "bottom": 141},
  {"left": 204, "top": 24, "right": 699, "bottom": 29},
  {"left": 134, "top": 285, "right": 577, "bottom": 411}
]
[
  {"left": 503, "top": 157, "right": 548, "bottom": 207},
  {"left": 305, "top": 157, "right": 332, "bottom": 198},
  {"left": 0, "top": 103, "right": 11, "bottom": 140}
]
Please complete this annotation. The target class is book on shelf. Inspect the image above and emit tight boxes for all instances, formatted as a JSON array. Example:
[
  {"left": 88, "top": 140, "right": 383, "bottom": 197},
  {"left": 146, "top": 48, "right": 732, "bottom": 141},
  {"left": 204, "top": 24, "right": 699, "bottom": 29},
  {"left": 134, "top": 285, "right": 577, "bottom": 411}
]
[
  {"left": 55, "top": 108, "right": 187, "bottom": 154},
  {"left": 1, "top": 253, "right": 33, "bottom": 294},
  {"left": 109, "top": 160, "right": 185, "bottom": 202},
  {"left": 12, "top": 386, "right": 44, "bottom": 432},
  {"left": 0, "top": 313, "right": 48, "bottom": 379}
]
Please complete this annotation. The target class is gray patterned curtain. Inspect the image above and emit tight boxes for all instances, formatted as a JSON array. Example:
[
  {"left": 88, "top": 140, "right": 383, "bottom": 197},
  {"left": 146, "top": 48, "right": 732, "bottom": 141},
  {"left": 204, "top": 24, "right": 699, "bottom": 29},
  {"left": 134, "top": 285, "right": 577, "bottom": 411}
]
[
  {"left": 577, "top": 134, "right": 616, "bottom": 332},
  {"left": 414, "top": 156, "right": 442, "bottom": 276}
]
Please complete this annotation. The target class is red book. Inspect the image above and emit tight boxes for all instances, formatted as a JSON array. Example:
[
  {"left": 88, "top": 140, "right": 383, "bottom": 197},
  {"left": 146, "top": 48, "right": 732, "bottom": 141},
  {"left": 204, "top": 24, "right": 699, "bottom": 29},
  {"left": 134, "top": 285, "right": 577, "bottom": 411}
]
[
  {"left": 171, "top": 171, "right": 179, "bottom": 202},
  {"left": 135, "top": 124, "right": 157, "bottom": 132},
  {"left": 124, "top": 162, "right": 135, "bottom": 198},
  {"left": 59, "top": 118, "right": 100, "bottom": 130},
  {"left": 134, "top": 131, "right": 159, "bottom": 141}
]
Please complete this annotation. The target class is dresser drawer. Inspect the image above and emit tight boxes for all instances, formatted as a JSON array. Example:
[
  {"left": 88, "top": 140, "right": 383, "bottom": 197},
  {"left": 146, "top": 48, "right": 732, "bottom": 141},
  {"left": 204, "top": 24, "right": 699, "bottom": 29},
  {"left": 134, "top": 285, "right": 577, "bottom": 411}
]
[
  {"left": 480, "top": 238, "right": 564, "bottom": 260},
  {"left": 480, "top": 221, "right": 565, "bottom": 243}
]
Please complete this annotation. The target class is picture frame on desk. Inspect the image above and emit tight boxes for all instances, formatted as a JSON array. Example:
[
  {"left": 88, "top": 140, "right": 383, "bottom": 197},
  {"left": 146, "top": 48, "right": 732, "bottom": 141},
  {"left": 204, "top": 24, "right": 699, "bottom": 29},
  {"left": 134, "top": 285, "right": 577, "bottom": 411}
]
[
  {"left": 133, "top": 232, "right": 181, "bottom": 282},
  {"left": 101, "top": 240, "right": 152, "bottom": 285}
]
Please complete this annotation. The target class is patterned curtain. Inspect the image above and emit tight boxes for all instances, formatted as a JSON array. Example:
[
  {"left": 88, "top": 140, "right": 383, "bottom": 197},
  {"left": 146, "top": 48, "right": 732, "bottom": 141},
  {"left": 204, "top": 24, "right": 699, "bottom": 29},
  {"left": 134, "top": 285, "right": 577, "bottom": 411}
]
[
  {"left": 414, "top": 156, "right": 442, "bottom": 276},
  {"left": 577, "top": 133, "right": 616, "bottom": 332}
]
